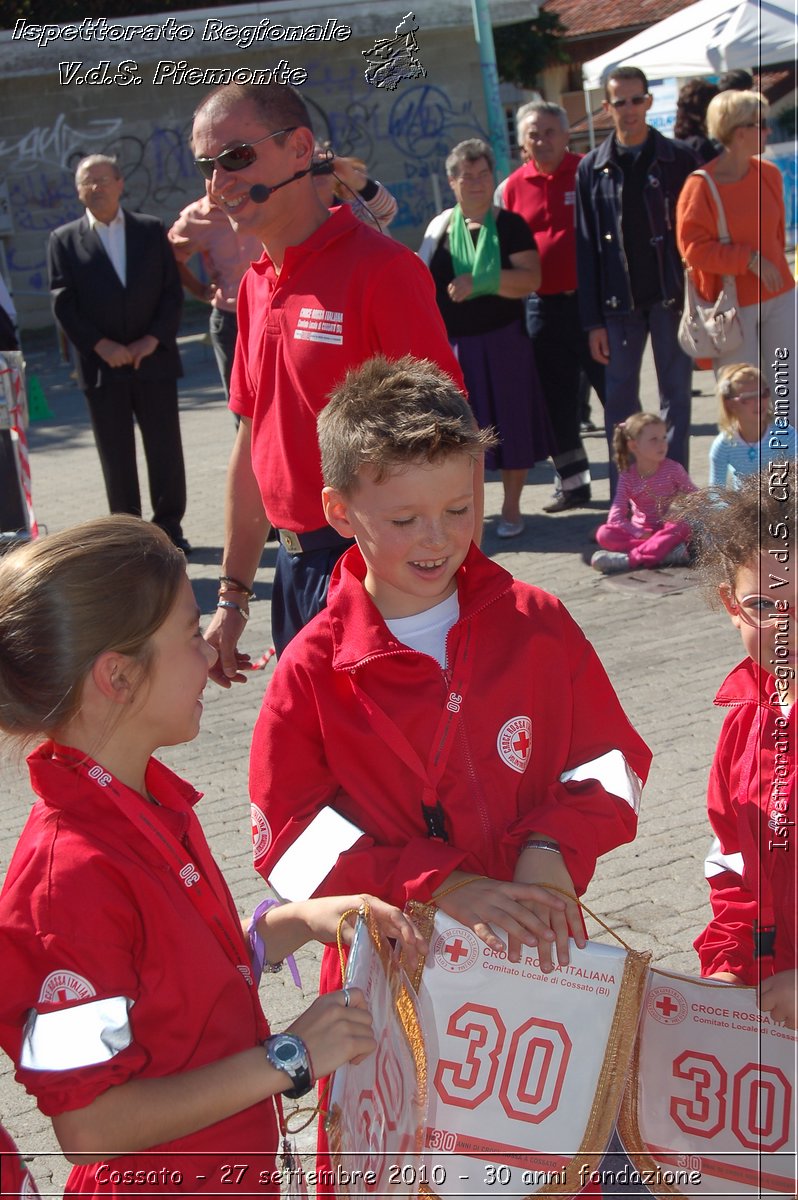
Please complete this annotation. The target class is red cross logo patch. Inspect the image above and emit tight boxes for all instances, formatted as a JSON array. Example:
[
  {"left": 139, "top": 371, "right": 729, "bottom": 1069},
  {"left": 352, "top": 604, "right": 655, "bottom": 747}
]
[
  {"left": 39, "top": 970, "right": 96, "bottom": 1005},
  {"left": 251, "top": 803, "right": 273, "bottom": 867},
  {"left": 497, "top": 716, "right": 533, "bottom": 774},
  {"left": 433, "top": 926, "right": 479, "bottom": 973},
  {"left": 647, "top": 985, "right": 688, "bottom": 1025}
]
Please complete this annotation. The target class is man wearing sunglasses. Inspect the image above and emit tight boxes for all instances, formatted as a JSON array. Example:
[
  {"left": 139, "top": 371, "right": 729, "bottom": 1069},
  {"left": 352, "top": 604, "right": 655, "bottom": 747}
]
[
  {"left": 191, "top": 83, "right": 464, "bottom": 675},
  {"left": 575, "top": 65, "right": 698, "bottom": 495}
]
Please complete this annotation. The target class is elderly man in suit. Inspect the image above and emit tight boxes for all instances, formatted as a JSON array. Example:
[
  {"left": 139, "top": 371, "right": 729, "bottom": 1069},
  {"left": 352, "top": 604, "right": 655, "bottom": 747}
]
[{"left": 48, "top": 154, "right": 190, "bottom": 552}]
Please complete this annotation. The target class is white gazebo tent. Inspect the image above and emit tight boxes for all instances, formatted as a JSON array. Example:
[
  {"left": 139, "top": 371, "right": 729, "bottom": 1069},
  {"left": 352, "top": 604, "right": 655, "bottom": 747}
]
[{"left": 582, "top": 0, "right": 796, "bottom": 90}]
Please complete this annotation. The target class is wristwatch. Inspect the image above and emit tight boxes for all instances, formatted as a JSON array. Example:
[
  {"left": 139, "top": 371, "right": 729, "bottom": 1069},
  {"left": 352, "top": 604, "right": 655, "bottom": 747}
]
[{"left": 264, "top": 1034, "right": 314, "bottom": 1099}]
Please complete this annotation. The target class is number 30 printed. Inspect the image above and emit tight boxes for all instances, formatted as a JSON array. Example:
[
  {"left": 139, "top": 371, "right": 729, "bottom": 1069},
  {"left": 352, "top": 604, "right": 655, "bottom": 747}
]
[
  {"left": 670, "top": 1051, "right": 791, "bottom": 1151},
  {"left": 433, "top": 1004, "right": 570, "bottom": 1123}
]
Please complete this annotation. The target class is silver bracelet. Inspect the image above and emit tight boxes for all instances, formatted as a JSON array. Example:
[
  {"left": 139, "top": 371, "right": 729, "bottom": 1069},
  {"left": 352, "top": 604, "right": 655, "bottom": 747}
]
[
  {"left": 521, "top": 839, "right": 561, "bottom": 854},
  {"left": 217, "top": 599, "right": 249, "bottom": 623}
]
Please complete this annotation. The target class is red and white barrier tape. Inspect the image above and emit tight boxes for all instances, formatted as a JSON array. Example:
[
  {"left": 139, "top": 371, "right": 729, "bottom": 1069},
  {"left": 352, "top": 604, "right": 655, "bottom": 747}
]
[{"left": 0, "top": 362, "right": 38, "bottom": 538}]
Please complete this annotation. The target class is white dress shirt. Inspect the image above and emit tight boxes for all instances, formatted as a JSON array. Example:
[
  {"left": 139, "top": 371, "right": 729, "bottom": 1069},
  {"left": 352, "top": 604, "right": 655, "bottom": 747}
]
[{"left": 87, "top": 207, "right": 126, "bottom": 287}]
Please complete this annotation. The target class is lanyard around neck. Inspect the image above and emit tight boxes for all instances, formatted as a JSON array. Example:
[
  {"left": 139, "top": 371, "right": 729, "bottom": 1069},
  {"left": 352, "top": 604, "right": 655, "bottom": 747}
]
[
  {"left": 54, "top": 749, "right": 260, "bottom": 1000},
  {"left": 348, "top": 623, "right": 475, "bottom": 840}
]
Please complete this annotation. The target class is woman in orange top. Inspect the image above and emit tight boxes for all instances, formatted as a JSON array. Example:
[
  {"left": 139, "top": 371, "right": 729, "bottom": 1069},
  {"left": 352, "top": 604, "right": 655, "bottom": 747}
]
[{"left": 676, "top": 90, "right": 794, "bottom": 391}]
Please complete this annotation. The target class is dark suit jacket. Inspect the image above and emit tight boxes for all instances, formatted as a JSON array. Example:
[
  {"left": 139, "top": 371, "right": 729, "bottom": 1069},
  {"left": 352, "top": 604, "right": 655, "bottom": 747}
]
[{"left": 47, "top": 208, "right": 183, "bottom": 391}]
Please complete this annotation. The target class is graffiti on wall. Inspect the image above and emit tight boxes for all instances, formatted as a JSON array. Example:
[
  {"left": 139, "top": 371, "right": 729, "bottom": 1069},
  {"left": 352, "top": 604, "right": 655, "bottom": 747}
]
[
  {"left": 1, "top": 114, "right": 202, "bottom": 297},
  {"left": 2, "top": 70, "right": 488, "bottom": 308},
  {"left": 0, "top": 114, "right": 123, "bottom": 174}
]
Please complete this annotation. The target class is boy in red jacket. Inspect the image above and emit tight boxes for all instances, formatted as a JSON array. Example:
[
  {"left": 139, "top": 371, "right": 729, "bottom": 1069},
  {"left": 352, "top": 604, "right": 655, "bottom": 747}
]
[
  {"left": 250, "top": 354, "right": 650, "bottom": 964},
  {"left": 249, "top": 353, "right": 651, "bottom": 1193}
]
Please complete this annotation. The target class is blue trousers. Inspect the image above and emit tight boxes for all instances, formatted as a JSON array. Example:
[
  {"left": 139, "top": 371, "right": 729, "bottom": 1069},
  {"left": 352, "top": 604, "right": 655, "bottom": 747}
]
[
  {"left": 272, "top": 539, "right": 353, "bottom": 658},
  {"left": 604, "top": 304, "right": 693, "bottom": 494}
]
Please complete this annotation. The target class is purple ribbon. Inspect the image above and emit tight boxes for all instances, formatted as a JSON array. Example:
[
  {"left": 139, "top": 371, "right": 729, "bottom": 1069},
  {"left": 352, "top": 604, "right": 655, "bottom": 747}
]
[{"left": 248, "top": 898, "right": 302, "bottom": 988}]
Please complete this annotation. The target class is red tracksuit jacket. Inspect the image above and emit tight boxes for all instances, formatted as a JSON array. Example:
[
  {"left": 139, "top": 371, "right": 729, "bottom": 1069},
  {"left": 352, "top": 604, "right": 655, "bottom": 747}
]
[
  {"left": 251, "top": 543, "right": 651, "bottom": 1199},
  {"left": 695, "top": 658, "right": 797, "bottom": 983},
  {"left": 251, "top": 543, "right": 651, "bottom": 907},
  {"left": 0, "top": 745, "right": 277, "bottom": 1196}
]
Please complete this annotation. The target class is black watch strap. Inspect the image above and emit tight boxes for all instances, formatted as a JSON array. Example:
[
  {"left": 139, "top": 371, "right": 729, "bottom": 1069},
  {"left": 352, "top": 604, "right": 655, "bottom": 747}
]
[{"left": 264, "top": 1033, "right": 313, "bottom": 1099}]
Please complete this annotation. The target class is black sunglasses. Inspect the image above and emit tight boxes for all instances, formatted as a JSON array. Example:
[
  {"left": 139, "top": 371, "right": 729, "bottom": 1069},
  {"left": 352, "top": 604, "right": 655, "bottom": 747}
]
[
  {"left": 193, "top": 127, "right": 297, "bottom": 180},
  {"left": 608, "top": 95, "right": 649, "bottom": 109}
]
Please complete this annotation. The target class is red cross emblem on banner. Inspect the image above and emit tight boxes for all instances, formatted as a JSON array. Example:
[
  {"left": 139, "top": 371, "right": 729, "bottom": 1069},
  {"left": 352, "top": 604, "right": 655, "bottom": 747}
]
[
  {"left": 647, "top": 986, "right": 687, "bottom": 1024},
  {"left": 444, "top": 938, "right": 470, "bottom": 964},
  {"left": 434, "top": 926, "right": 479, "bottom": 973}
]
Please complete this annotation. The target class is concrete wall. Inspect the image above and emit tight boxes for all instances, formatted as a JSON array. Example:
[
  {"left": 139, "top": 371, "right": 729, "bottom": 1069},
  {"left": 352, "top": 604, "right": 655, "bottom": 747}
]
[{"left": 0, "top": 0, "right": 534, "bottom": 329}]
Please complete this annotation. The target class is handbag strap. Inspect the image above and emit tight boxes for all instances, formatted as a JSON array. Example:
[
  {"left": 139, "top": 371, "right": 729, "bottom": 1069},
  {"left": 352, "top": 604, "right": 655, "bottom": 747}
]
[{"left": 693, "top": 168, "right": 731, "bottom": 243}]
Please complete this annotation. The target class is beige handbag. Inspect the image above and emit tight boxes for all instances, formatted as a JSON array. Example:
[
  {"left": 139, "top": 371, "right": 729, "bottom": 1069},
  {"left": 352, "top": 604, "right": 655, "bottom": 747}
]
[{"left": 677, "top": 170, "right": 744, "bottom": 359}]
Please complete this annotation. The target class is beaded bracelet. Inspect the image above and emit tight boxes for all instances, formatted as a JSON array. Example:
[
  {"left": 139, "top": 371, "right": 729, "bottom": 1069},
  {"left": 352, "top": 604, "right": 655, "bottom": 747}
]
[
  {"left": 217, "top": 599, "right": 249, "bottom": 623},
  {"left": 248, "top": 898, "right": 302, "bottom": 987}
]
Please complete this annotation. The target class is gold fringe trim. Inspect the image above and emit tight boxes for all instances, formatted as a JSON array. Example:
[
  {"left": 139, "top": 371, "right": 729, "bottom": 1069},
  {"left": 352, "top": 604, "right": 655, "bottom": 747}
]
[
  {"left": 404, "top": 900, "right": 438, "bottom": 993},
  {"left": 328, "top": 906, "right": 428, "bottom": 1190},
  {"left": 327, "top": 1102, "right": 343, "bottom": 1164},
  {"left": 537, "top": 947, "right": 650, "bottom": 1197},
  {"left": 616, "top": 1035, "right": 687, "bottom": 1200}
]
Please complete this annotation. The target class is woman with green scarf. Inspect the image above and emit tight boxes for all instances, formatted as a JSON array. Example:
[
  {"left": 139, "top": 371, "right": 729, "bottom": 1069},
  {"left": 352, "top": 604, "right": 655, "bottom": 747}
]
[{"left": 419, "top": 138, "right": 552, "bottom": 539}]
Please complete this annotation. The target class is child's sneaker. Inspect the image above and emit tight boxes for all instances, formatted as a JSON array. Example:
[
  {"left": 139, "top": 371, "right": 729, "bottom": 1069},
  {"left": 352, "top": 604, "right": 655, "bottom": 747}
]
[
  {"left": 661, "top": 542, "right": 691, "bottom": 567},
  {"left": 591, "top": 550, "right": 630, "bottom": 574}
]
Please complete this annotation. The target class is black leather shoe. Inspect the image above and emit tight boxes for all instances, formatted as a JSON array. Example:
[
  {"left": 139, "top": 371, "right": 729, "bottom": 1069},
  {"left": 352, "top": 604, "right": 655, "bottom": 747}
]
[
  {"left": 172, "top": 535, "right": 193, "bottom": 555},
  {"left": 543, "top": 488, "right": 591, "bottom": 514}
]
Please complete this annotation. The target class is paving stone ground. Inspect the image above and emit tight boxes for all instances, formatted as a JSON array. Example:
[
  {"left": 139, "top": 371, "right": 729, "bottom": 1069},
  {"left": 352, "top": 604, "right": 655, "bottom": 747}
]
[{"left": 0, "top": 314, "right": 742, "bottom": 1193}]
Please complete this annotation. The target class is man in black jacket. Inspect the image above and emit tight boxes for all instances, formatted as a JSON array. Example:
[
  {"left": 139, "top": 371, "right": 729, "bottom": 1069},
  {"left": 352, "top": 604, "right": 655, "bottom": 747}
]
[
  {"left": 48, "top": 155, "right": 189, "bottom": 551},
  {"left": 576, "top": 66, "right": 697, "bottom": 492}
]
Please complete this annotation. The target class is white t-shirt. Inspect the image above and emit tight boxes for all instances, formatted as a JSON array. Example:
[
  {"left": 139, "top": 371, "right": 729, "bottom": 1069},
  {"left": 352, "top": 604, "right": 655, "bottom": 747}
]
[{"left": 385, "top": 591, "right": 459, "bottom": 668}]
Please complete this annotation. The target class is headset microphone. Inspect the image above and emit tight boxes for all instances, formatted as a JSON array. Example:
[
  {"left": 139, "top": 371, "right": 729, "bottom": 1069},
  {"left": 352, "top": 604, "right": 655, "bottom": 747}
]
[
  {"left": 248, "top": 184, "right": 272, "bottom": 203},
  {"left": 248, "top": 166, "right": 312, "bottom": 204}
]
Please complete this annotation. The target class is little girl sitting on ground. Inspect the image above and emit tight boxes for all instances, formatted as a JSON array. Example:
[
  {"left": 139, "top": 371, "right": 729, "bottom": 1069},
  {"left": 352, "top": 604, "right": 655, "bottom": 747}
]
[
  {"left": 591, "top": 412, "right": 697, "bottom": 574},
  {"left": 0, "top": 516, "right": 424, "bottom": 1196},
  {"left": 709, "top": 363, "right": 796, "bottom": 490}
]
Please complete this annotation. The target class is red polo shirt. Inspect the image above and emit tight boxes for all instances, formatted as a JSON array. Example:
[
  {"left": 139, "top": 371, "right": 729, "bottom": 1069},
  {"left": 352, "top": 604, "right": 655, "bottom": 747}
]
[
  {"left": 503, "top": 151, "right": 582, "bottom": 295},
  {"left": 230, "top": 206, "right": 462, "bottom": 533}
]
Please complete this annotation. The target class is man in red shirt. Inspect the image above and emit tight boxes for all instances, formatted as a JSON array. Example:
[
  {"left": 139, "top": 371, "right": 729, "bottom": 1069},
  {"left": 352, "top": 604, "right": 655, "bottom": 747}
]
[
  {"left": 502, "top": 102, "right": 605, "bottom": 512},
  {"left": 191, "top": 83, "right": 465, "bottom": 667}
]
